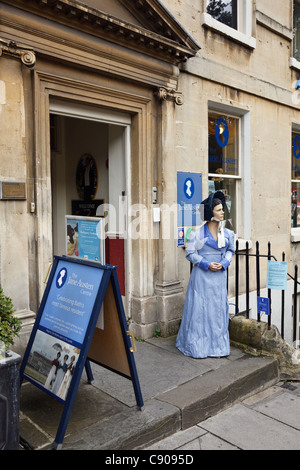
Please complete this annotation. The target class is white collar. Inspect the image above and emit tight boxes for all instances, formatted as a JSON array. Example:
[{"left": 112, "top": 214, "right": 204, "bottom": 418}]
[{"left": 211, "top": 218, "right": 226, "bottom": 248}]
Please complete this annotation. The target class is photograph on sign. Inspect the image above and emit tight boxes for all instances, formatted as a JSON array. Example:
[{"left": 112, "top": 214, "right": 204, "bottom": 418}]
[
  {"left": 23, "top": 330, "right": 80, "bottom": 401},
  {"left": 23, "top": 259, "right": 104, "bottom": 402},
  {"left": 66, "top": 215, "right": 105, "bottom": 263}
]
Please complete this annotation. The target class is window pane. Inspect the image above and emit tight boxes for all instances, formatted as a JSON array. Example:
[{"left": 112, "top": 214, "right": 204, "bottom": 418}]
[
  {"left": 209, "top": 177, "right": 236, "bottom": 232},
  {"left": 207, "top": 0, "right": 237, "bottom": 29},
  {"left": 208, "top": 113, "right": 239, "bottom": 176},
  {"left": 292, "top": 132, "right": 300, "bottom": 180},
  {"left": 294, "top": 0, "right": 300, "bottom": 61},
  {"left": 292, "top": 182, "right": 300, "bottom": 228}
]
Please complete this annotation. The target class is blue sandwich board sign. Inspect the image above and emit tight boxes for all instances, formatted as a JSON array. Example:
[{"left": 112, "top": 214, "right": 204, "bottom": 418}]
[{"left": 19, "top": 256, "right": 143, "bottom": 450}]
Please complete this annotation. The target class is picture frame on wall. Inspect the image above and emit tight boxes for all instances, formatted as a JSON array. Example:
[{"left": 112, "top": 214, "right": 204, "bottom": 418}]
[{"left": 76, "top": 153, "right": 98, "bottom": 202}]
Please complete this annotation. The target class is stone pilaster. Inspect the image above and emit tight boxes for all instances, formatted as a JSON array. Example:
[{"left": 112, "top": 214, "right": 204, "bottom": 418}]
[{"left": 155, "top": 89, "right": 185, "bottom": 336}]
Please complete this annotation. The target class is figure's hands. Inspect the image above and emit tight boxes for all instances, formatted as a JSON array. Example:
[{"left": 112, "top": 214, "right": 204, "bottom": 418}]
[{"left": 209, "top": 262, "right": 223, "bottom": 271}]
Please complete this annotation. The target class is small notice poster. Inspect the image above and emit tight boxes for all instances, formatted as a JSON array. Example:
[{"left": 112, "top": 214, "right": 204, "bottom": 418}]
[
  {"left": 257, "top": 296, "right": 270, "bottom": 316},
  {"left": 66, "top": 215, "right": 105, "bottom": 263},
  {"left": 266, "top": 260, "right": 288, "bottom": 290}
]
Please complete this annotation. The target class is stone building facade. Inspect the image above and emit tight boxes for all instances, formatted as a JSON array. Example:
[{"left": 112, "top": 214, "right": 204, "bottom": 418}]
[{"left": 0, "top": 0, "right": 300, "bottom": 348}]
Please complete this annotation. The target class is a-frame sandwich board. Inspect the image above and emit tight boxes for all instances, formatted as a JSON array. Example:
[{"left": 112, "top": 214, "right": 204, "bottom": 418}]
[{"left": 19, "top": 256, "right": 143, "bottom": 449}]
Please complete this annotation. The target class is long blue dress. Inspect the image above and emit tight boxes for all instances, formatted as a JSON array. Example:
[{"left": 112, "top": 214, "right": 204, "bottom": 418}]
[{"left": 176, "top": 223, "right": 235, "bottom": 358}]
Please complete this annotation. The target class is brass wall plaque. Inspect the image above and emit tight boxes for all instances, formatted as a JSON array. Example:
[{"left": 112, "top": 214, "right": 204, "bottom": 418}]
[{"left": 0, "top": 182, "right": 26, "bottom": 200}]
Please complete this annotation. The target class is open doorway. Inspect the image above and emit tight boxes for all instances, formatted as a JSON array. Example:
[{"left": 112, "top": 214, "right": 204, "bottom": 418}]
[{"left": 49, "top": 101, "right": 131, "bottom": 315}]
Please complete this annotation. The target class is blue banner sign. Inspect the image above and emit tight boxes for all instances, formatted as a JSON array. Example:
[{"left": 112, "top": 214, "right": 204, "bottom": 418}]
[{"left": 177, "top": 172, "right": 202, "bottom": 227}]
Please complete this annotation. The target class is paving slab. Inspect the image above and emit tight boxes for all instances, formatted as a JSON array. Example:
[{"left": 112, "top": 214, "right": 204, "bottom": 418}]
[
  {"left": 20, "top": 378, "right": 128, "bottom": 449},
  {"left": 177, "top": 431, "right": 239, "bottom": 451},
  {"left": 198, "top": 402, "right": 300, "bottom": 450},
  {"left": 143, "top": 424, "right": 239, "bottom": 450},
  {"left": 251, "top": 391, "right": 300, "bottom": 430},
  {"left": 143, "top": 425, "right": 207, "bottom": 450},
  {"left": 89, "top": 338, "right": 213, "bottom": 406}
]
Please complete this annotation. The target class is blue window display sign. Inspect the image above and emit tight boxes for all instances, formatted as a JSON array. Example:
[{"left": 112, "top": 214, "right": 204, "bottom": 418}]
[
  {"left": 266, "top": 260, "right": 288, "bottom": 290},
  {"left": 215, "top": 118, "right": 229, "bottom": 148},
  {"left": 20, "top": 256, "right": 143, "bottom": 449},
  {"left": 257, "top": 297, "right": 270, "bottom": 316},
  {"left": 177, "top": 172, "right": 202, "bottom": 227},
  {"left": 293, "top": 135, "right": 300, "bottom": 159}
]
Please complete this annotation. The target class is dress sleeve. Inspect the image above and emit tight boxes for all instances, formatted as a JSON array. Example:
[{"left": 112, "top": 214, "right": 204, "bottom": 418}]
[
  {"left": 220, "top": 230, "right": 235, "bottom": 270},
  {"left": 186, "top": 229, "right": 210, "bottom": 271}
]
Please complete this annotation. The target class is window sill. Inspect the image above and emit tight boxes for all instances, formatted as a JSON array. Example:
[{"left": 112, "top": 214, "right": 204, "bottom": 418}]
[
  {"left": 290, "top": 57, "right": 300, "bottom": 71},
  {"left": 202, "top": 13, "right": 256, "bottom": 50},
  {"left": 291, "top": 227, "right": 300, "bottom": 243},
  {"left": 235, "top": 238, "right": 253, "bottom": 251}
]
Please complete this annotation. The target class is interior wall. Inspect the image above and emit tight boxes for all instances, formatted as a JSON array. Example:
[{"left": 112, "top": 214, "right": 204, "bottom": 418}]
[{"left": 51, "top": 115, "right": 109, "bottom": 255}]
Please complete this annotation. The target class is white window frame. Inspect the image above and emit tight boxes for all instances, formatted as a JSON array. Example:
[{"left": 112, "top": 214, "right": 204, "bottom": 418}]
[
  {"left": 291, "top": 0, "right": 300, "bottom": 70},
  {"left": 208, "top": 102, "right": 251, "bottom": 249},
  {"left": 203, "top": 0, "right": 256, "bottom": 49},
  {"left": 291, "top": 124, "right": 300, "bottom": 242}
]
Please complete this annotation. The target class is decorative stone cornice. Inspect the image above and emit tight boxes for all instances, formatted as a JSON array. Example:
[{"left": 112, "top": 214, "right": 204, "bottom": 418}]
[
  {"left": 3, "top": 0, "right": 200, "bottom": 65},
  {"left": 0, "top": 38, "right": 36, "bottom": 67},
  {"left": 154, "top": 86, "right": 183, "bottom": 105}
]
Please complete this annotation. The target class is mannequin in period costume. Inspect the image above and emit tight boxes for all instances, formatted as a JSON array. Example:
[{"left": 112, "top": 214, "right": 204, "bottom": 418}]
[{"left": 176, "top": 191, "right": 235, "bottom": 358}]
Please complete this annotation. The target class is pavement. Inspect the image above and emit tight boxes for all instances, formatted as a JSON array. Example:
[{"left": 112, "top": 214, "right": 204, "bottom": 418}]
[
  {"left": 18, "top": 335, "right": 300, "bottom": 451},
  {"left": 144, "top": 380, "right": 300, "bottom": 451}
]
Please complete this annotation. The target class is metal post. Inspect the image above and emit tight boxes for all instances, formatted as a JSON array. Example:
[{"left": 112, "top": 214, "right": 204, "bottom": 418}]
[
  {"left": 293, "top": 265, "right": 298, "bottom": 344},
  {"left": 256, "top": 241, "right": 260, "bottom": 322},
  {"left": 267, "top": 242, "right": 272, "bottom": 329},
  {"left": 245, "top": 241, "right": 249, "bottom": 318},
  {"left": 281, "top": 252, "right": 285, "bottom": 339},
  {"left": 235, "top": 239, "right": 239, "bottom": 317}
]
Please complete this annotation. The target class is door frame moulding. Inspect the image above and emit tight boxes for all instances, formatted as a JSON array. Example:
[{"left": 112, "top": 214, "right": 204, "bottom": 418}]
[
  {"left": 50, "top": 99, "right": 132, "bottom": 313},
  {"left": 33, "top": 70, "right": 153, "bottom": 306}
]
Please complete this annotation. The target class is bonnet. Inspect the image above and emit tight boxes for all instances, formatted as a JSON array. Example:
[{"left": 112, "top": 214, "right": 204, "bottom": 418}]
[{"left": 201, "top": 190, "right": 226, "bottom": 222}]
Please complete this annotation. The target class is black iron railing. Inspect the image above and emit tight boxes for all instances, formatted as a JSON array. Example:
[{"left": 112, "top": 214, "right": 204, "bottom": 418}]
[{"left": 233, "top": 240, "right": 300, "bottom": 342}]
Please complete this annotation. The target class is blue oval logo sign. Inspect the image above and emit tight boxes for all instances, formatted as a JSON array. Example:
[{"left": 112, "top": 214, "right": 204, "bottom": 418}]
[
  {"left": 56, "top": 267, "right": 68, "bottom": 289},
  {"left": 215, "top": 118, "right": 229, "bottom": 148}
]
